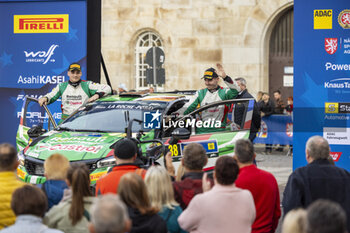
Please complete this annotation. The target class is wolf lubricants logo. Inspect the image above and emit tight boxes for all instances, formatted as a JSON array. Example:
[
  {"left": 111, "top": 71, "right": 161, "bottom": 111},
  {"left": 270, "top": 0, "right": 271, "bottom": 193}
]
[{"left": 14, "top": 15, "right": 69, "bottom": 33}]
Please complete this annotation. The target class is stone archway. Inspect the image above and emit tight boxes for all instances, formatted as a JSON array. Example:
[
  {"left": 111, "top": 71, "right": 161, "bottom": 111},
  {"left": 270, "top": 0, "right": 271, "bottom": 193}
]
[{"left": 260, "top": 1, "right": 294, "bottom": 97}]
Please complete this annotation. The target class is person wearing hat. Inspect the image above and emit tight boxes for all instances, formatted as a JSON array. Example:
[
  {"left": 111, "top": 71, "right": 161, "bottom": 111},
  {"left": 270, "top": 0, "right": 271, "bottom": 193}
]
[
  {"left": 95, "top": 138, "right": 147, "bottom": 196},
  {"left": 182, "top": 63, "right": 240, "bottom": 133},
  {"left": 38, "top": 63, "right": 111, "bottom": 121}
]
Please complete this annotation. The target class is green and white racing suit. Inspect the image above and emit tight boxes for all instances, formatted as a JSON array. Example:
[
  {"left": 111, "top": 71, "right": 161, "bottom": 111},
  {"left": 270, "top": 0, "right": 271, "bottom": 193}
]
[
  {"left": 183, "top": 76, "right": 240, "bottom": 133},
  {"left": 44, "top": 80, "right": 111, "bottom": 120}
]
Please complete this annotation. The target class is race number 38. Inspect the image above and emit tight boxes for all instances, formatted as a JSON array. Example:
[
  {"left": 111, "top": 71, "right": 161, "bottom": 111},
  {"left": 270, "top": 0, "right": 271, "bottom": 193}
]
[{"left": 168, "top": 144, "right": 179, "bottom": 156}]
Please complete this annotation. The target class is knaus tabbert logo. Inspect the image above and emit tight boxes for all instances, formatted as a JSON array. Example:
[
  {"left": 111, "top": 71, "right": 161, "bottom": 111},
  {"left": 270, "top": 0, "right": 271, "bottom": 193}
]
[
  {"left": 324, "top": 78, "right": 350, "bottom": 89},
  {"left": 14, "top": 14, "right": 69, "bottom": 33},
  {"left": 24, "top": 44, "right": 58, "bottom": 64}
]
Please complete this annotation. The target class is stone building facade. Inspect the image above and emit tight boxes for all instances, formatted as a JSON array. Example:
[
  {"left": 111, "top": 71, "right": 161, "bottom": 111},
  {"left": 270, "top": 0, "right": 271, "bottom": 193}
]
[{"left": 101, "top": 0, "right": 294, "bottom": 96}]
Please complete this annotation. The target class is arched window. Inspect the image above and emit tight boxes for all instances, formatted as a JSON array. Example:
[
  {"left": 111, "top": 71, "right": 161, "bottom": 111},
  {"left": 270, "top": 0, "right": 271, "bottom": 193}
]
[{"left": 135, "top": 31, "right": 164, "bottom": 90}]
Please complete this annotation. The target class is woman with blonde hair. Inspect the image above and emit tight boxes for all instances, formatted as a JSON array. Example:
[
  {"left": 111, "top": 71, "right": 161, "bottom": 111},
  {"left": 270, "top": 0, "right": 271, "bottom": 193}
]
[
  {"left": 282, "top": 209, "right": 307, "bottom": 233},
  {"left": 118, "top": 172, "right": 167, "bottom": 233},
  {"left": 44, "top": 163, "right": 94, "bottom": 233},
  {"left": 145, "top": 166, "right": 187, "bottom": 233}
]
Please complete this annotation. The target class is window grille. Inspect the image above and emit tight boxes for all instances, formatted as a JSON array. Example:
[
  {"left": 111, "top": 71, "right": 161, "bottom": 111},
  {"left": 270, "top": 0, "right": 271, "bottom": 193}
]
[{"left": 135, "top": 31, "right": 164, "bottom": 90}]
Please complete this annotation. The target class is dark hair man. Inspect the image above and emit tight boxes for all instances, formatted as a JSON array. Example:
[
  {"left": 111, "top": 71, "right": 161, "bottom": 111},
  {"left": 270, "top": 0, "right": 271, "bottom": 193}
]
[
  {"left": 95, "top": 138, "right": 146, "bottom": 196},
  {"left": 178, "top": 156, "right": 255, "bottom": 233},
  {"left": 234, "top": 139, "right": 281, "bottom": 233},
  {"left": 273, "top": 90, "right": 285, "bottom": 114},
  {"left": 307, "top": 199, "right": 347, "bottom": 233},
  {"left": 0, "top": 143, "right": 24, "bottom": 229},
  {"left": 233, "top": 77, "right": 261, "bottom": 142},
  {"left": 283, "top": 136, "right": 350, "bottom": 231},
  {"left": 38, "top": 63, "right": 111, "bottom": 121},
  {"left": 0, "top": 185, "right": 63, "bottom": 233},
  {"left": 172, "top": 143, "right": 211, "bottom": 209},
  {"left": 182, "top": 63, "right": 240, "bottom": 133}
]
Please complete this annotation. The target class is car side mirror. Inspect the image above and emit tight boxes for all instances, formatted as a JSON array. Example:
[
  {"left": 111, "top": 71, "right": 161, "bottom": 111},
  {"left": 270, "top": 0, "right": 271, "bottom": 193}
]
[
  {"left": 27, "top": 125, "right": 47, "bottom": 138},
  {"left": 171, "top": 128, "right": 190, "bottom": 140}
]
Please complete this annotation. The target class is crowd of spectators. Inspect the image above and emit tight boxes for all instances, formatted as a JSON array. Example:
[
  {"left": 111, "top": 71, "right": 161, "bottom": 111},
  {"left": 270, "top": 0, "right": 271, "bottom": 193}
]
[{"left": 0, "top": 133, "right": 349, "bottom": 233}]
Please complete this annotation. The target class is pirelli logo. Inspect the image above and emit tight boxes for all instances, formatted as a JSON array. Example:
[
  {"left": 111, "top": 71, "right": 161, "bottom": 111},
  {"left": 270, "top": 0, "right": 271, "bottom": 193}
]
[{"left": 14, "top": 14, "right": 69, "bottom": 33}]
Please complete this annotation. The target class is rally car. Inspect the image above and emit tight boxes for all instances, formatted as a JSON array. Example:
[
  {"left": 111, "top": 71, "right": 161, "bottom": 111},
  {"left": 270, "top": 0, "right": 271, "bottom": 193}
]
[{"left": 16, "top": 92, "right": 254, "bottom": 185}]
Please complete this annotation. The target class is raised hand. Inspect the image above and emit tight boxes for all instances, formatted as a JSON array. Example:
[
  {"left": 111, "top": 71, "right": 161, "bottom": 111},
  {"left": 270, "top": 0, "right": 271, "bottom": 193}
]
[{"left": 216, "top": 63, "right": 226, "bottom": 78}]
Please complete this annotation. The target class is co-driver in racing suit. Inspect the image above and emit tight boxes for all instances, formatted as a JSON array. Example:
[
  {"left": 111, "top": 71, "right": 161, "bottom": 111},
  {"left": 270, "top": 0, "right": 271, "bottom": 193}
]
[
  {"left": 182, "top": 63, "right": 240, "bottom": 133},
  {"left": 38, "top": 63, "right": 111, "bottom": 121}
]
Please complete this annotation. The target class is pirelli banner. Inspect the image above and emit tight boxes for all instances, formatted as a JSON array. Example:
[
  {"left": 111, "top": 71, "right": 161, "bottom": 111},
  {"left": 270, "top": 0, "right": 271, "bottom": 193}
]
[
  {"left": 294, "top": 0, "right": 350, "bottom": 170},
  {"left": 0, "top": 0, "right": 87, "bottom": 145}
]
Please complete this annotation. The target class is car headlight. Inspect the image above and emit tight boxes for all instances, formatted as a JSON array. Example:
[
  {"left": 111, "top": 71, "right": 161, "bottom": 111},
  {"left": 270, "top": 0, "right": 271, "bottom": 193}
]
[
  {"left": 17, "top": 152, "right": 25, "bottom": 166},
  {"left": 96, "top": 157, "right": 116, "bottom": 168}
]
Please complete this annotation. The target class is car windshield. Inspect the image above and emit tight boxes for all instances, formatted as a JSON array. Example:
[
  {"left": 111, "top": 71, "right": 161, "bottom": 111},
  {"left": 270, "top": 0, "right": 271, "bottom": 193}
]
[{"left": 59, "top": 101, "right": 167, "bottom": 132}]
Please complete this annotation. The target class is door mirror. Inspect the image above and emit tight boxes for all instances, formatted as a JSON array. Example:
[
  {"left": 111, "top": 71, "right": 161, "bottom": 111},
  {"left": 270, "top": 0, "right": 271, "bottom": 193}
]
[{"left": 27, "top": 125, "right": 47, "bottom": 138}]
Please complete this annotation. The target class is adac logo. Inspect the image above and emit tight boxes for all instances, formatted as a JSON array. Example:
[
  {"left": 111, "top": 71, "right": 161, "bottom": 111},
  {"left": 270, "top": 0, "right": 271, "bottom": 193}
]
[
  {"left": 24, "top": 44, "right": 58, "bottom": 64},
  {"left": 338, "top": 10, "right": 350, "bottom": 29},
  {"left": 329, "top": 152, "right": 342, "bottom": 162},
  {"left": 14, "top": 14, "right": 69, "bottom": 33},
  {"left": 143, "top": 110, "right": 161, "bottom": 129},
  {"left": 314, "top": 9, "right": 332, "bottom": 29},
  {"left": 325, "top": 38, "right": 338, "bottom": 55}
]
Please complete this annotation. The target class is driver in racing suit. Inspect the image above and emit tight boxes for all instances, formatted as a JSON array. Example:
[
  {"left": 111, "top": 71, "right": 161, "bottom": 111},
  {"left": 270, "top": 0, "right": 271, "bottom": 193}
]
[
  {"left": 38, "top": 63, "right": 111, "bottom": 121},
  {"left": 182, "top": 63, "right": 240, "bottom": 133}
]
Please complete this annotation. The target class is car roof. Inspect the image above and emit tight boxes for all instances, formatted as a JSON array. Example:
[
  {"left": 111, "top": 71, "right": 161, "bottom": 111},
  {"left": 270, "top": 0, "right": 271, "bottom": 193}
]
[{"left": 97, "top": 92, "right": 192, "bottom": 103}]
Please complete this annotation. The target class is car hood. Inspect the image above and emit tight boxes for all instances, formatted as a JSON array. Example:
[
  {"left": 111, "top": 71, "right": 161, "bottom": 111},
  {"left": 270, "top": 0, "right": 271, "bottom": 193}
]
[{"left": 24, "top": 131, "right": 125, "bottom": 161}]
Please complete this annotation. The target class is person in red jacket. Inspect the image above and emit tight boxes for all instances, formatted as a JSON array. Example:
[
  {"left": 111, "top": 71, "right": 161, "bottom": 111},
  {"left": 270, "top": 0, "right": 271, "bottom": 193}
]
[
  {"left": 95, "top": 138, "right": 146, "bottom": 196},
  {"left": 172, "top": 143, "right": 213, "bottom": 209},
  {"left": 234, "top": 139, "right": 281, "bottom": 233}
]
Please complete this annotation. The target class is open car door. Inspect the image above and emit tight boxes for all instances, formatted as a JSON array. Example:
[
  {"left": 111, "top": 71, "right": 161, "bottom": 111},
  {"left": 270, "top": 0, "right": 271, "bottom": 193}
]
[
  {"left": 162, "top": 98, "right": 255, "bottom": 160},
  {"left": 16, "top": 96, "right": 57, "bottom": 151}
]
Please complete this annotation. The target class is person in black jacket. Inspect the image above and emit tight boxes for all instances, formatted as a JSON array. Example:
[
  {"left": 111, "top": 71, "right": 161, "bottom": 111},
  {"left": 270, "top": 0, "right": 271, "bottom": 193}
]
[
  {"left": 282, "top": 136, "right": 350, "bottom": 232},
  {"left": 233, "top": 77, "right": 261, "bottom": 142},
  {"left": 258, "top": 93, "right": 275, "bottom": 117},
  {"left": 258, "top": 93, "right": 274, "bottom": 154}
]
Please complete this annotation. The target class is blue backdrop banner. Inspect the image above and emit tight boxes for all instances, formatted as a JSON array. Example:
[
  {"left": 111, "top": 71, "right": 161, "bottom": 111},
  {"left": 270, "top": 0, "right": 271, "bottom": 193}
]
[
  {"left": 0, "top": 0, "right": 87, "bottom": 145},
  {"left": 294, "top": 0, "right": 350, "bottom": 170},
  {"left": 254, "top": 115, "right": 293, "bottom": 145}
]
